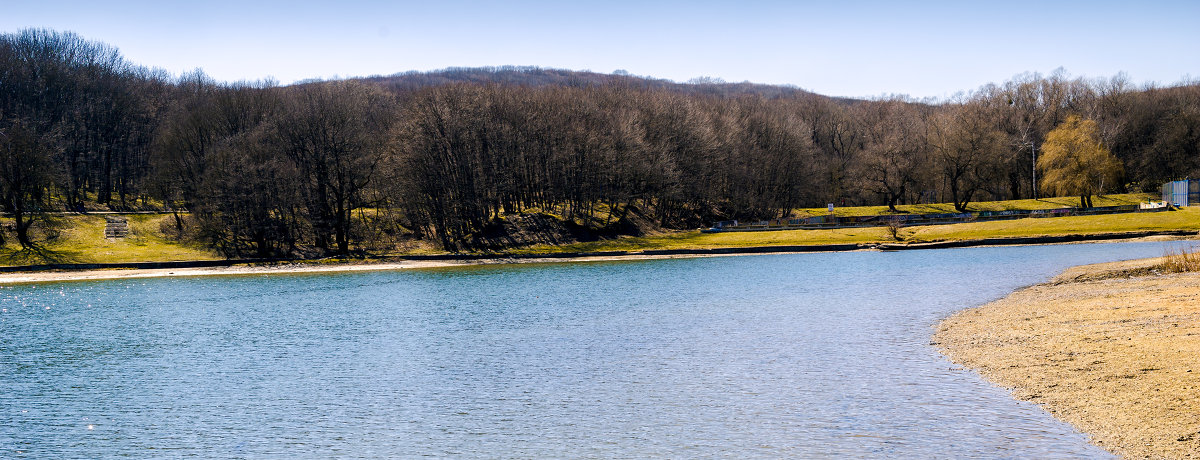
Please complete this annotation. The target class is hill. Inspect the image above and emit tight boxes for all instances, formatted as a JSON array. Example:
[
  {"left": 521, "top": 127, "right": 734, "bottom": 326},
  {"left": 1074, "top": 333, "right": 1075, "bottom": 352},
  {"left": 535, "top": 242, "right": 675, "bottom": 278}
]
[{"left": 357, "top": 65, "right": 859, "bottom": 102}]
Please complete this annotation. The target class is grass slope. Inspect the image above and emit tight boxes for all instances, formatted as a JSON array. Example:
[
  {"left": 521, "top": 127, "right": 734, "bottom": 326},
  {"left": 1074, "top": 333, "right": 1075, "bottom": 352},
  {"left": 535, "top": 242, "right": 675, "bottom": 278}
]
[
  {"left": 521, "top": 206, "right": 1200, "bottom": 253},
  {"left": 0, "top": 214, "right": 219, "bottom": 266},
  {"left": 0, "top": 193, "right": 1191, "bottom": 265},
  {"left": 794, "top": 193, "right": 1152, "bottom": 217}
]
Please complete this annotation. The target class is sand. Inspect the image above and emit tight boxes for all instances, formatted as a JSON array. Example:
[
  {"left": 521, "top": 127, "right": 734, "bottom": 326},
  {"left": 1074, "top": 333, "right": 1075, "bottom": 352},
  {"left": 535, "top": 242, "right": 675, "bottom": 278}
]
[{"left": 935, "top": 257, "right": 1200, "bottom": 459}]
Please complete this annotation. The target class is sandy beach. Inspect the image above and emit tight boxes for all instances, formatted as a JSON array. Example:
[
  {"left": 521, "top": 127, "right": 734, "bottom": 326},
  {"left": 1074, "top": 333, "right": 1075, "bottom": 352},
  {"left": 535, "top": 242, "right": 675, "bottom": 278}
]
[{"left": 935, "top": 257, "right": 1200, "bottom": 459}]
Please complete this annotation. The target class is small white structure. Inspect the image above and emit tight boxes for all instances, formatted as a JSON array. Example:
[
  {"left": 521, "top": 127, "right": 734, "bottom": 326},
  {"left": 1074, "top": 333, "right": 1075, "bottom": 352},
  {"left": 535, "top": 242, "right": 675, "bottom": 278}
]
[{"left": 1140, "top": 201, "right": 1168, "bottom": 210}]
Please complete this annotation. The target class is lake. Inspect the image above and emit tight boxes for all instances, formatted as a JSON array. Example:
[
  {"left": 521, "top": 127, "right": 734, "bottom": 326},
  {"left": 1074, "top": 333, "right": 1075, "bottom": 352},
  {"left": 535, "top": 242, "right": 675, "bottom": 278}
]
[{"left": 2, "top": 241, "right": 1190, "bottom": 458}]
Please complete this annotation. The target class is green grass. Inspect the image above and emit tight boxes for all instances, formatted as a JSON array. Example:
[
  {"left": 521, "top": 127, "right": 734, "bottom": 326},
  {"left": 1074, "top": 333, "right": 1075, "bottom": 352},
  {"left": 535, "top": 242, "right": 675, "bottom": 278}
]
[
  {"left": 517, "top": 206, "right": 1200, "bottom": 253},
  {"left": 0, "top": 214, "right": 220, "bottom": 266},
  {"left": 0, "top": 193, "right": 1189, "bottom": 265},
  {"left": 512, "top": 227, "right": 887, "bottom": 253},
  {"left": 794, "top": 193, "right": 1154, "bottom": 217},
  {"left": 905, "top": 208, "right": 1200, "bottom": 241}
]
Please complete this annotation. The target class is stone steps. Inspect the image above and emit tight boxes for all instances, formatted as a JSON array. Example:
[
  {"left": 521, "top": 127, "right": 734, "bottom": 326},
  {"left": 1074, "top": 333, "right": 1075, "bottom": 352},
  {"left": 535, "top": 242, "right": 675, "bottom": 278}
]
[{"left": 104, "top": 216, "right": 129, "bottom": 238}]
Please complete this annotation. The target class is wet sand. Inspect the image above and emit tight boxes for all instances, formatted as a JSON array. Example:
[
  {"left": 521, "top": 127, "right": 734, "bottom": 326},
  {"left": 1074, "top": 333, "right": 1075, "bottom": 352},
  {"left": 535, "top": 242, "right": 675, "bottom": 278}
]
[{"left": 935, "top": 257, "right": 1200, "bottom": 459}]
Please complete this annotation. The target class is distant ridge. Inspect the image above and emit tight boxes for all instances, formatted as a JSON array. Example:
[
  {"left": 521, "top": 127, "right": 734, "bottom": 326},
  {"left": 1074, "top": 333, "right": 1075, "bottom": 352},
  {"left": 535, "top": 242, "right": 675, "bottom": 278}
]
[{"left": 357, "top": 65, "right": 861, "bottom": 103}]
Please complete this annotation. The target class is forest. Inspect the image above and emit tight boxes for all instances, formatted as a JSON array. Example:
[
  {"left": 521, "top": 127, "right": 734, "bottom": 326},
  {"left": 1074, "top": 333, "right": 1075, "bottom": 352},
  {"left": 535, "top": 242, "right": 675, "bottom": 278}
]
[{"left": 2, "top": 29, "right": 1199, "bottom": 255}]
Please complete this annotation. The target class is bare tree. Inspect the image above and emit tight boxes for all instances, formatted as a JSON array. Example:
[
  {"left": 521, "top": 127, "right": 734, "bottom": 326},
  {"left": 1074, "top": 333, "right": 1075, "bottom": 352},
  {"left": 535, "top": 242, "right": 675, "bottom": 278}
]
[
  {"left": 855, "top": 100, "right": 928, "bottom": 212},
  {"left": 275, "top": 81, "right": 398, "bottom": 254},
  {"left": 930, "top": 100, "right": 1007, "bottom": 211},
  {"left": 0, "top": 117, "right": 57, "bottom": 247}
]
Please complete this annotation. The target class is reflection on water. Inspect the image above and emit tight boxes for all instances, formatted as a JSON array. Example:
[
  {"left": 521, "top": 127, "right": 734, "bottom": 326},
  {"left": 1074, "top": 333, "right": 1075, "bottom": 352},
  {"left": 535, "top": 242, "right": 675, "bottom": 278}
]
[{"left": 4, "top": 241, "right": 1187, "bottom": 458}]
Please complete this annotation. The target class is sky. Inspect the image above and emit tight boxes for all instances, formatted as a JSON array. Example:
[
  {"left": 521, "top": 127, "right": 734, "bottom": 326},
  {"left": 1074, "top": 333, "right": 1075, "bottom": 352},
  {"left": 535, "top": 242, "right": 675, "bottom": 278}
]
[{"left": 3, "top": 0, "right": 1198, "bottom": 99}]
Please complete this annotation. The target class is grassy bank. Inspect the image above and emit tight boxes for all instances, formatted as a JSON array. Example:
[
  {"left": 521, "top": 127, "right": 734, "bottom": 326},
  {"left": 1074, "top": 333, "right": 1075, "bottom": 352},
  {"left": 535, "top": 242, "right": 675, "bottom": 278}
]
[
  {"left": 519, "top": 206, "right": 1200, "bottom": 254},
  {"left": 1, "top": 193, "right": 1195, "bottom": 266},
  {"left": 794, "top": 193, "right": 1153, "bottom": 217},
  {"left": 934, "top": 256, "right": 1200, "bottom": 459},
  {"left": 0, "top": 214, "right": 219, "bottom": 265}
]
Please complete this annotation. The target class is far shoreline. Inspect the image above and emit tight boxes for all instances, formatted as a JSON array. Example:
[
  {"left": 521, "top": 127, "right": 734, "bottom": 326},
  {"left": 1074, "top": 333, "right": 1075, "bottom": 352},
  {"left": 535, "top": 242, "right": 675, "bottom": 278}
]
[
  {"left": 0, "top": 253, "right": 725, "bottom": 285},
  {"left": 1, "top": 231, "right": 1195, "bottom": 285}
]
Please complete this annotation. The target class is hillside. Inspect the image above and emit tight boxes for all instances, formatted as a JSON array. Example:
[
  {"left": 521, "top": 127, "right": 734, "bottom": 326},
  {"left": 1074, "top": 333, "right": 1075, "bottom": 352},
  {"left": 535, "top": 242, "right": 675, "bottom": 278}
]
[{"left": 3, "top": 29, "right": 1199, "bottom": 257}]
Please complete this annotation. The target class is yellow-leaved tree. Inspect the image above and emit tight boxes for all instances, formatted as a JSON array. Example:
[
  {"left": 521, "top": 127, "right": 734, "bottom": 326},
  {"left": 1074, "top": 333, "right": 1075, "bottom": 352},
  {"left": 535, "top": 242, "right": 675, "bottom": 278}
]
[{"left": 1037, "top": 115, "right": 1122, "bottom": 208}]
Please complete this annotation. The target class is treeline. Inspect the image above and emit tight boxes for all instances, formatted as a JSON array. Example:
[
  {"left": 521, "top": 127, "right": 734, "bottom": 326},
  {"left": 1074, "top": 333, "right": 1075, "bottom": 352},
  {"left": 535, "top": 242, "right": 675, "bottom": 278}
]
[
  {"left": 2, "top": 29, "right": 1199, "bottom": 254},
  {"left": 363, "top": 65, "right": 824, "bottom": 100},
  {"left": 0, "top": 29, "right": 170, "bottom": 246}
]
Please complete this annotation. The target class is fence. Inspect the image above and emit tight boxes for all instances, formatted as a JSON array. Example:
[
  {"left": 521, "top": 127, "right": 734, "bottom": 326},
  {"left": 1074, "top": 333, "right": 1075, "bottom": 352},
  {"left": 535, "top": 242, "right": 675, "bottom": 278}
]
[{"left": 1162, "top": 180, "right": 1200, "bottom": 207}]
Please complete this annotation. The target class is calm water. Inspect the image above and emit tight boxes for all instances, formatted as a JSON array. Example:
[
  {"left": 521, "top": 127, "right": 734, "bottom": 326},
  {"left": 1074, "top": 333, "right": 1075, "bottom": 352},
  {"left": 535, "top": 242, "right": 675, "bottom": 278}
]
[{"left": 2, "top": 241, "right": 1192, "bottom": 458}]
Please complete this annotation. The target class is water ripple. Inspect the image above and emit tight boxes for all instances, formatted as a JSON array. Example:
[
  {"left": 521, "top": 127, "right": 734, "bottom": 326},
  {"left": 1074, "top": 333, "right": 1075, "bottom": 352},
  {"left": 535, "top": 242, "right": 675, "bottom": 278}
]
[{"left": 2, "top": 242, "right": 1180, "bottom": 458}]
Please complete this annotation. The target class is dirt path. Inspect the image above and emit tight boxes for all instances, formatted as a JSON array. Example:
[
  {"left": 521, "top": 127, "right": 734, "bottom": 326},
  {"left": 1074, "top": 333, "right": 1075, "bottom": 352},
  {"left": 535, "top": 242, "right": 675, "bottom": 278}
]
[{"left": 935, "top": 257, "right": 1200, "bottom": 459}]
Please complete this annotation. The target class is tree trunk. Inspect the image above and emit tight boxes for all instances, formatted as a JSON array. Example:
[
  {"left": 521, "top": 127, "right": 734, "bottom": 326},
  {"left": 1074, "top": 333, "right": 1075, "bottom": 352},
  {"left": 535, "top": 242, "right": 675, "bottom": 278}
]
[
  {"left": 954, "top": 188, "right": 975, "bottom": 213},
  {"left": 172, "top": 208, "right": 185, "bottom": 236},
  {"left": 886, "top": 190, "right": 900, "bottom": 213},
  {"left": 336, "top": 210, "right": 350, "bottom": 255},
  {"left": 98, "top": 148, "right": 113, "bottom": 205},
  {"left": 1008, "top": 172, "right": 1021, "bottom": 200},
  {"left": 13, "top": 209, "right": 33, "bottom": 249}
]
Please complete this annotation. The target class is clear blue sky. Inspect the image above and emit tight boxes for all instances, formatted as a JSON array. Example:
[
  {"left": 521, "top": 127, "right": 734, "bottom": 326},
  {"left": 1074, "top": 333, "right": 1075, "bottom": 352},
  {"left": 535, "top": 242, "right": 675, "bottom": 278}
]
[{"left": 3, "top": 0, "right": 1197, "bottom": 99}]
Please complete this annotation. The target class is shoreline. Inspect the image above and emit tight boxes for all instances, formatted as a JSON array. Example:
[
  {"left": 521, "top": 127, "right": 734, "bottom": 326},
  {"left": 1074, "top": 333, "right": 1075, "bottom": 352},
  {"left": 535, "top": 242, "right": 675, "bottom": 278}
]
[
  {"left": 0, "top": 252, "right": 753, "bottom": 285},
  {"left": 935, "top": 257, "right": 1200, "bottom": 459},
  {"left": 6, "top": 229, "right": 1199, "bottom": 456},
  {"left": 1, "top": 231, "right": 1195, "bottom": 285}
]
